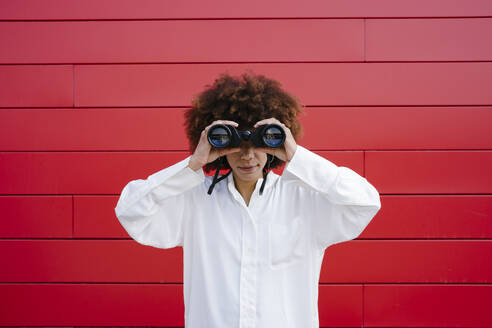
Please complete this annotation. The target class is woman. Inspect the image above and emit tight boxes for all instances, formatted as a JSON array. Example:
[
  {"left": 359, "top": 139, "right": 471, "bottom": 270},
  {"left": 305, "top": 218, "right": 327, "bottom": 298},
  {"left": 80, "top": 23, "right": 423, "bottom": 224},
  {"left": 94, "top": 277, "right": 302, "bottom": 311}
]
[{"left": 115, "top": 72, "right": 381, "bottom": 328}]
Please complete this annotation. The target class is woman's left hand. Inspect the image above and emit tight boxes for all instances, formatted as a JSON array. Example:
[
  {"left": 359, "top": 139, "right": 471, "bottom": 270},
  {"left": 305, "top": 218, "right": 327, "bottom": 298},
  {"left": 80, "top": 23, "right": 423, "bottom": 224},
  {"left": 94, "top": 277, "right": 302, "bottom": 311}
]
[{"left": 254, "top": 117, "right": 297, "bottom": 162}]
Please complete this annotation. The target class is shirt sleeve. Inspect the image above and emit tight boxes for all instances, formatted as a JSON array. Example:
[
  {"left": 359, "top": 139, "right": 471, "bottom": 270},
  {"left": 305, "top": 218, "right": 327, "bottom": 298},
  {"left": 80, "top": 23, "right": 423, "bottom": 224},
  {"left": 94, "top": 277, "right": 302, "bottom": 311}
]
[
  {"left": 282, "top": 145, "right": 381, "bottom": 250},
  {"left": 114, "top": 156, "right": 205, "bottom": 249}
]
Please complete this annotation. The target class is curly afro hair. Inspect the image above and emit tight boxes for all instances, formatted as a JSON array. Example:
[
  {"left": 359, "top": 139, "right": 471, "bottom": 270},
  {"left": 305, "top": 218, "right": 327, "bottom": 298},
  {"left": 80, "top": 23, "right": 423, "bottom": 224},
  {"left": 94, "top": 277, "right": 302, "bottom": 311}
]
[{"left": 184, "top": 71, "right": 304, "bottom": 173}]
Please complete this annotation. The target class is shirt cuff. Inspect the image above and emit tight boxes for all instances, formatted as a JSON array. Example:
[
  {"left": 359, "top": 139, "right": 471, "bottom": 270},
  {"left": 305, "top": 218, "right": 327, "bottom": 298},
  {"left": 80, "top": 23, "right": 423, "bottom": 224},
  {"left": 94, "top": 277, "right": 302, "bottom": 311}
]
[
  {"left": 283, "top": 145, "right": 339, "bottom": 194},
  {"left": 147, "top": 156, "right": 205, "bottom": 197}
]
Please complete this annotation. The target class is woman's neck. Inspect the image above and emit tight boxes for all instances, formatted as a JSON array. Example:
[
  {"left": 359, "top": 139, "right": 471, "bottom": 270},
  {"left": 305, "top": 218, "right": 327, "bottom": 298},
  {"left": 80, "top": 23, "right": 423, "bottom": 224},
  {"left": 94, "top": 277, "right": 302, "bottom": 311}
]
[{"left": 233, "top": 175, "right": 259, "bottom": 206}]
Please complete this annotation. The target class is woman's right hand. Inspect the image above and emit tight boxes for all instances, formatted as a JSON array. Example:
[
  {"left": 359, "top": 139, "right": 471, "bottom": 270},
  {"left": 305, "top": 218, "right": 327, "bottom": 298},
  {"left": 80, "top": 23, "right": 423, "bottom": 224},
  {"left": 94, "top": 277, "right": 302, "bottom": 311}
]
[{"left": 187, "top": 120, "right": 241, "bottom": 171}]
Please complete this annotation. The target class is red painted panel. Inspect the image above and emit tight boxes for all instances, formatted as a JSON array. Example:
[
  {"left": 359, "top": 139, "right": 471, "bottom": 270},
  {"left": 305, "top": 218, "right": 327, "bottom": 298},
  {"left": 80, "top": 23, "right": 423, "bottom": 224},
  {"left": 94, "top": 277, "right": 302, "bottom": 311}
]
[
  {"left": 366, "top": 151, "right": 492, "bottom": 194},
  {"left": 321, "top": 240, "right": 492, "bottom": 283},
  {"left": 366, "top": 18, "right": 492, "bottom": 61},
  {"left": 0, "top": 240, "right": 182, "bottom": 283},
  {"left": 364, "top": 285, "right": 492, "bottom": 327},
  {"left": 0, "top": 108, "right": 189, "bottom": 151},
  {"left": 0, "top": 283, "right": 362, "bottom": 326},
  {"left": 3, "top": 107, "right": 492, "bottom": 151},
  {"left": 0, "top": 196, "right": 72, "bottom": 238},
  {"left": 0, "top": 151, "right": 363, "bottom": 194},
  {"left": 1, "top": 0, "right": 491, "bottom": 19},
  {"left": 75, "top": 63, "right": 492, "bottom": 107},
  {"left": 318, "top": 285, "right": 362, "bottom": 327},
  {"left": 2, "top": 240, "right": 490, "bottom": 284},
  {"left": 73, "top": 195, "right": 492, "bottom": 239},
  {"left": 367, "top": 196, "right": 492, "bottom": 238},
  {"left": 0, "top": 20, "right": 363, "bottom": 64},
  {"left": 301, "top": 107, "right": 492, "bottom": 150},
  {"left": 0, "top": 152, "right": 188, "bottom": 195},
  {"left": 0, "top": 65, "right": 72, "bottom": 108},
  {"left": 0, "top": 284, "right": 184, "bottom": 326},
  {"left": 74, "top": 196, "right": 126, "bottom": 238}
]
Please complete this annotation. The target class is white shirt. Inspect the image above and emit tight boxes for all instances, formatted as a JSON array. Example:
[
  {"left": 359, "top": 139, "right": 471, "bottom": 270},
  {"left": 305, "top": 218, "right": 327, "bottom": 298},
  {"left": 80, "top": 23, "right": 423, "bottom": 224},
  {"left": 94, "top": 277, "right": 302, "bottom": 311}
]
[{"left": 114, "top": 145, "right": 381, "bottom": 328}]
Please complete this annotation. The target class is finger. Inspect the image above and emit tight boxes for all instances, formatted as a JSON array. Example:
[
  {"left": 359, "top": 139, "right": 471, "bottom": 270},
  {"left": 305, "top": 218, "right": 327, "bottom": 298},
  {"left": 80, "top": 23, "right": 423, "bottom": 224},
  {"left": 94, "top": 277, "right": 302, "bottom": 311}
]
[
  {"left": 205, "top": 120, "right": 239, "bottom": 130},
  {"left": 254, "top": 117, "right": 285, "bottom": 128},
  {"left": 254, "top": 147, "right": 276, "bottom": 156},
  {"left": 198, "top": 130, "right": 213, "bottom": 147},
  {"left": 253, "top": 118, "right": 276, "bottom": 128},
  {"left": 217, "top": 147, "right": 240, "bottom": 157},
  {"left": 218, "top": 120, "right": 239, "bottom": 126}
]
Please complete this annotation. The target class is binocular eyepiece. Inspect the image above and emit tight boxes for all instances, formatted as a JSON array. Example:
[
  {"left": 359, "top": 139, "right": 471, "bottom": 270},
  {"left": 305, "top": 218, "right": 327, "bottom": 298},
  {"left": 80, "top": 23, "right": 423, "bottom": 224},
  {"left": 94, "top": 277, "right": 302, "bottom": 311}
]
[{"left": 207, "top": 123, "right": 286, "bottom": 149}]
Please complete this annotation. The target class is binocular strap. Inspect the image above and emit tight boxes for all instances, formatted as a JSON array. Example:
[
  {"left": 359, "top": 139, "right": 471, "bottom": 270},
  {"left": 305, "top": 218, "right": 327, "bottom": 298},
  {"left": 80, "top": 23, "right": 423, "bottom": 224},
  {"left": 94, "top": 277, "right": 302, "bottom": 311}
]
[
  {"left": 259, "top": 170, "right": 268, "bottom": 195},
  {"left": 259, "top": 154, "right": 274, "bottom": 195},
  {"left": 207, "top": 157, "right": 232, "bottom": 195}
]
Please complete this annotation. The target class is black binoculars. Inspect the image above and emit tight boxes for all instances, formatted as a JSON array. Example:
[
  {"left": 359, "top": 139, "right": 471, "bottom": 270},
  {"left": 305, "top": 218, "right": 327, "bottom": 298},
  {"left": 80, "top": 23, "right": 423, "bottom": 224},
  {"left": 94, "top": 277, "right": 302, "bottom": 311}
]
[{"left": 207, "top": 123, "right": 286, "bottom": 149}]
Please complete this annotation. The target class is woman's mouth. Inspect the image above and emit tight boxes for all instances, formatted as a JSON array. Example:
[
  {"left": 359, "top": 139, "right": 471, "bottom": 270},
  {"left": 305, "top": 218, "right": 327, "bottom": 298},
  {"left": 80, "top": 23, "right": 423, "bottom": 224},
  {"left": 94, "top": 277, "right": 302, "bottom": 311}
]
[{"left": 238, "top": 165, "right": 258, "bottom": 172}]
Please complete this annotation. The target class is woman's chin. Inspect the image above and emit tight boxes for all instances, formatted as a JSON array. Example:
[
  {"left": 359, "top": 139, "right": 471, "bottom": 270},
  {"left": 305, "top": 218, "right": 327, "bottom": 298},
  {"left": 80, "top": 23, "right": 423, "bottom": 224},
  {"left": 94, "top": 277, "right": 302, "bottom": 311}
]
[{"left": 233, "top": 167, "right": 262, "bottom": 181}]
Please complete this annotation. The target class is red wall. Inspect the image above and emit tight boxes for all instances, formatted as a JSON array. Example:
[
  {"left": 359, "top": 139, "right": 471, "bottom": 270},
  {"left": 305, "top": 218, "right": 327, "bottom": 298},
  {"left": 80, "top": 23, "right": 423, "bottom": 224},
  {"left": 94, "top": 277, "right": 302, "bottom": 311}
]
[{"left": 1, "top": 1, "right": 492, "bottom": 327}]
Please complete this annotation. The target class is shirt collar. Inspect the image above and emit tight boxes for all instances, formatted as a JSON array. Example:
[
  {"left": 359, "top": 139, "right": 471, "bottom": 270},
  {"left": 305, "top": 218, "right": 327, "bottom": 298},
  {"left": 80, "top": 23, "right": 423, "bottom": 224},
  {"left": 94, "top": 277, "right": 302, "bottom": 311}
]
[{"left": 226, "top": 170, "right": 279, "bottom": 195}]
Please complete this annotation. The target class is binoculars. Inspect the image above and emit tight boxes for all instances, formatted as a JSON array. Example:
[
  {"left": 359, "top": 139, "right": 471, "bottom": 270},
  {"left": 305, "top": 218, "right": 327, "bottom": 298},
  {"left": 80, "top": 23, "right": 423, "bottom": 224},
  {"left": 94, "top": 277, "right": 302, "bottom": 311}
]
[{"left": 207, "top": 123, "right": 286, "bottom": 149}]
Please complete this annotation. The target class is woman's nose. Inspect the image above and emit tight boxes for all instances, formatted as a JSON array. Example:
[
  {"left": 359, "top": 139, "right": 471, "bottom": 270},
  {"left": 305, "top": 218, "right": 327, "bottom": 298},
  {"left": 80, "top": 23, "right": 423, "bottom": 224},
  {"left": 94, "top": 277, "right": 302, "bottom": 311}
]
[{"left": 239, "top": 145, "right": 255, "bottom": 159}]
